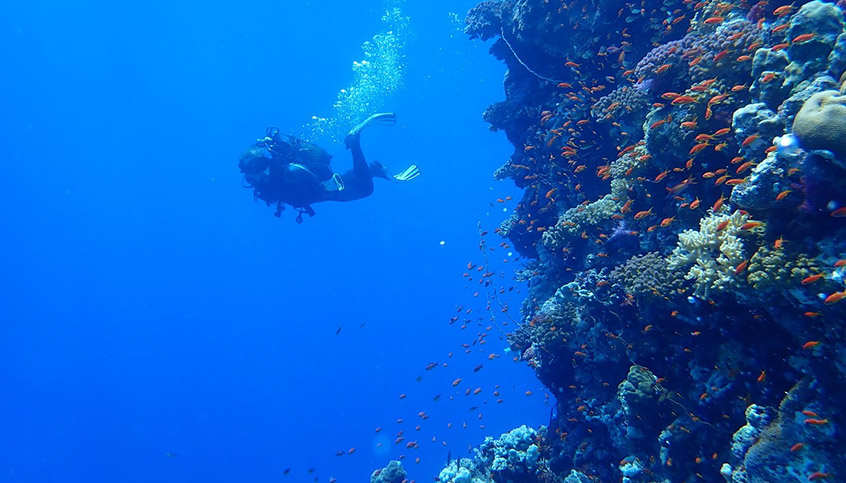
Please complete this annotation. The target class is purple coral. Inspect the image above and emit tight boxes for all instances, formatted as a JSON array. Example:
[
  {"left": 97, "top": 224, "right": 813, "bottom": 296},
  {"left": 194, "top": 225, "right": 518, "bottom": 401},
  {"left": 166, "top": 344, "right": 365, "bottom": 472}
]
[
  {"left": 633, "top": 20, "right": 762, "bottom": 88},
  {"left": 465, "top": 0, "right": 508, "bottom": 41}
]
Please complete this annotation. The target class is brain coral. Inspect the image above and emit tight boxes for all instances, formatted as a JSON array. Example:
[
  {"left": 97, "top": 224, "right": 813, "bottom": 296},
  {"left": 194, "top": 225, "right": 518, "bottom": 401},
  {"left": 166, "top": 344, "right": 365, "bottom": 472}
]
[{"left": 792, "top": 90, "right": 846, "bottom": 159}]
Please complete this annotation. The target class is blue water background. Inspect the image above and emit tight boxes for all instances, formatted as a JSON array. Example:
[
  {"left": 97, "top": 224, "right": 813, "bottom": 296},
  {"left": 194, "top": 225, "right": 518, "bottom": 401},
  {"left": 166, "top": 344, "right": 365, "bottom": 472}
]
[{"left": 0, "top": 1, "right": 550, "bottom": 481}]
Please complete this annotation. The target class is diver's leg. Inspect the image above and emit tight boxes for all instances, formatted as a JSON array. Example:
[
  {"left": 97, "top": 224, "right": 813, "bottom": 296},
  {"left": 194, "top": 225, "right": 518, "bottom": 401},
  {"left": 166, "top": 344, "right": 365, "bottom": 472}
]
[
  {"left": 344, "top": 132, "right": 370, "bottom": 177},
  {"left": 326, "top": 169, "right": 374, "bottom": 202}
]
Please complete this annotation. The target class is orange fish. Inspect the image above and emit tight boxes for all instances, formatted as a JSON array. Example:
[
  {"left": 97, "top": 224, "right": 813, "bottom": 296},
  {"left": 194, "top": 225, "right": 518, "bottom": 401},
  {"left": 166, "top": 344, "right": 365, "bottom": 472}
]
[
  {"left": 741, "top": 221, "right": 762, "bottom": 230},
  {"left": 716, "top": 220, "right": 730, "bottom": 231},
  {"left": 804, "top": 417, "right": 829, "bottom": 425},
  {"left": 714, "top": 49, "right": 729, "bottom": 61},
  {"left": 735, "top": 259, "right": 749, "bottom": 274},
  {"left": 802, "top": 341, "right": 820, "bottom": 350},
  {"left": 714, "top": 127, "right": 731, "bottom": 136},
  {"left": 772, "top": 23, "right": 790, "bottom": 33},
  {"left": 660, "top": 216, "right": 676, "bottom": 227},
  {"left": 776, "top": 189, "right": 792, "bottom": 201},
  {"left": 824, "top": 291, "right": 846, "bottom": 305},
  {"left": 737, "top": 55, "right": 753, "bottom": 62},
  {"left": 773, "top": 5, "right": 794, "bottom": 16},
  {"left": 761, "top": 73, "right": 776, "bottom": 83},
  {"left": 661, "top": 92, "right": 681, "bottom": 100},
  {"left": 704, "top": 16, "right": 724, "bottom": 24},
  {"left": 801, "top": 273, "right": 825, "bottom": 285},
  {"left": 771, "top": 42, "right": 789, "bottom": 51},
  {"left": 756, "top": 370, "right": 766, "bottom": 383},
  {"left": 634, "top": 208, "right": 654, "bottom": 220},
  {"left": 672, "top": 95, "right": 698, "bottom": 105},
  {"left": 726, "top": 178, "right": 746, "bottom": 186},
  {"left": 690, "top": 198, "right": 701, "bottom": 209},
  {"left": 792, "top": 33, "right": 815, "bottom": 44},
  {"left": 690, "top": 143, "right": 709, "bottom": 155},
  {"left": 830, "top": 207, "right": 846, "bottom": 217},
  {"left": 655, "top": 63, "right": 673, "bottom": 74},
  {"left": 789, "top": 442, "right": 804, "bottom": 452},
  {"left": 808, "top": 472, "right": 831, "bottom": 481},
  {"left": 834, "top": 259, "right": 846, "bottom": 267},
  {"left": 713, "top": 194, "right": 726, "bottom": 211}
]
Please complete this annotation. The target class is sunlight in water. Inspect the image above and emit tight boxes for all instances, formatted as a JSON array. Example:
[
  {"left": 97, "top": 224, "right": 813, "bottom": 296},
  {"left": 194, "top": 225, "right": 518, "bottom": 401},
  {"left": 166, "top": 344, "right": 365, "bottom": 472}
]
[{"left": 302, "top": 1, "right": 409, "bottom": 145}]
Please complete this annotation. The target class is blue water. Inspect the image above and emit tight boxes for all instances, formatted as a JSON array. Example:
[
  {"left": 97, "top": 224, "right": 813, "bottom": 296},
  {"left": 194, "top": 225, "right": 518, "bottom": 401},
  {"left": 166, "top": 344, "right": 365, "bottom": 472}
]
[{"left": 0, "top": 1, "right": 550, "bottom": 481}]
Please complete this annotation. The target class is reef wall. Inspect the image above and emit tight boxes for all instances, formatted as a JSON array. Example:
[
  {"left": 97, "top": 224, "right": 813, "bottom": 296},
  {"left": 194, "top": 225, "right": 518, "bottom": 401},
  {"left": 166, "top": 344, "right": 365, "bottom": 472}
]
[{"left": 448, "top": 0, "right": 846, "bottom": 481}]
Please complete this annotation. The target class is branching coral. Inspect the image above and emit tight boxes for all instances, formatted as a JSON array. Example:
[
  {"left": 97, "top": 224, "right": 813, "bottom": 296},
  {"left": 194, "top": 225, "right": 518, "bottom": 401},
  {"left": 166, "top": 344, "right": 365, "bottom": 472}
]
[{"left": 668, "top": 208, "right": 755, "bottom": 299}]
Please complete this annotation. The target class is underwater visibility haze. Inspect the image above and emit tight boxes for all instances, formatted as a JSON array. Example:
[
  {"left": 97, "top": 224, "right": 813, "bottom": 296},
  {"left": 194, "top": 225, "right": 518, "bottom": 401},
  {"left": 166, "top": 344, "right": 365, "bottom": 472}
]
[{"left": 3, "top": 0, "right": 846, "bottom": 482}]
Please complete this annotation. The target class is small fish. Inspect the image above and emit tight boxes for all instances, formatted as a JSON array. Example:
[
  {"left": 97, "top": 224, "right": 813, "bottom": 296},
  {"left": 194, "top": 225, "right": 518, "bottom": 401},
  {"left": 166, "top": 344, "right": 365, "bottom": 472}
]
[
  {"left": 776, "top": 190, "right": 792, "bottom": 201},
  {"left": 802, "top": 341, "right": 820, "bottom": 350},
  {"left": 704, "top": 16, "right": 724, "bottom": 24},
  {"left": 756, "top": 370, "right": 766, "bottom": 383},
  {"left": 771, "top": 42, "right": 789, "bottom": 51},
  {"left": 741, "top": 221, "right": 763, "bottom": 230},
  {"left": 808, "top": 472, "right": 831, "bottom": 481},
  {"left": 671, "top": 95, "right": 698, "bottom": 105},
  {"left": 773, "top": 4, "right": 794, "bottom": 16},
  {"left": 689, "top": 143, "right": 709, "bottom": 155},
  {"left": 634, "top": 208, "right": 654, "bottom": 220},
  {"left": 792, "top": 33, "right": 815, "bottom": 44},
  {"left": 790, "top": 442, "right": 805, "bottom": 452},
  {"left": 655, "top": 63, "right": 673, "bottom": 74},
  {"left": 735, "top": 259, "right": 749, "bottom": 274},
  {"left": 830, "top": 207, "right": 846, "bottom": 217},
  {"left": 803, "top": 417, "right": 829, "bottom": 425},
  {"left": 801, "top": 273, "right": 825, "bottom": 285},
  {"left": 824, "top": 291, "right": 846, "bottom": 305}
]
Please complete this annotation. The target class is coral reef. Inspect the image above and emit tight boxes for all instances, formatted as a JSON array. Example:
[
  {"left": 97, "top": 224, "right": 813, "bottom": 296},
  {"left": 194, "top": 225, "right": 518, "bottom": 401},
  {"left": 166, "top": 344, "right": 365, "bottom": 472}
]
[
  {"left": 448, "top": 0, "right": 846, "bottom": 481},
  {"left": 371, "top": 460, "right": 407, "bottom": 483},
  {"left": 437, "top": 425, "right": 552, "bottom": 483}
]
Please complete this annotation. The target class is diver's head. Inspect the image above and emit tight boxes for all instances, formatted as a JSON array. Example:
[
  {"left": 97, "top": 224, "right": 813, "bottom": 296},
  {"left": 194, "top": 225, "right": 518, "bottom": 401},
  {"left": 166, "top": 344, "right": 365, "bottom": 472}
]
[{"left": 239, "top": 146, "right": 271, "bottom": 175}]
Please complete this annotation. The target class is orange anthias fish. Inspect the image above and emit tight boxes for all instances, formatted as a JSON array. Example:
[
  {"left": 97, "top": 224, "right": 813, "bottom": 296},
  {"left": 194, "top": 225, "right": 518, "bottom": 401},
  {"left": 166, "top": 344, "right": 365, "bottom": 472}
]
[
  {"left": 792, "top": 33, "right": 816, "bottom": 44},
  {"left": 634, "top": 208, "right": 654, "bottom": 220},
  {"left": 671, "top": 95, "right": 698, "bottom": 105}
]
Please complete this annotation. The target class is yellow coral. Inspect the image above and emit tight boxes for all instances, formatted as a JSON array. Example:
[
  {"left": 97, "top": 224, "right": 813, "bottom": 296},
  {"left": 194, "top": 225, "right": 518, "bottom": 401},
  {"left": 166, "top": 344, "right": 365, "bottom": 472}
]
[{"left": 668, "top": 208, "right": 757, "bottom": 299}]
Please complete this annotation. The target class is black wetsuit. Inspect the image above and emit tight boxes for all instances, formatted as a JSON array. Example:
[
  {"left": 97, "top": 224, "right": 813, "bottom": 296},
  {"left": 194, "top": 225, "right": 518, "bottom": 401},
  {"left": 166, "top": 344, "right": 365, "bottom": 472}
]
[{"left": 319, "top": 133, "right": 377, "bottom": 203}]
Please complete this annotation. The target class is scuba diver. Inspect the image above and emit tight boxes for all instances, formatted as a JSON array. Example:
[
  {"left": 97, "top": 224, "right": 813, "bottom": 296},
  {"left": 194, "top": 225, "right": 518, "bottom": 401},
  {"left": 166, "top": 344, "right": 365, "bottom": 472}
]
[{"left": 239, "top": 113, "right": 420, "bottom": 222}]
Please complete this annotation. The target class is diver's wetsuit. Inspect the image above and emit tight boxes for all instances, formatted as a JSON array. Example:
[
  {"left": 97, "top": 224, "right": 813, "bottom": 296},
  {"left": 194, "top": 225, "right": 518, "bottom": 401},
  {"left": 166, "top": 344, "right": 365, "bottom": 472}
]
[{"left": 321, "top": 132, "right": 380, "bottom": 202}]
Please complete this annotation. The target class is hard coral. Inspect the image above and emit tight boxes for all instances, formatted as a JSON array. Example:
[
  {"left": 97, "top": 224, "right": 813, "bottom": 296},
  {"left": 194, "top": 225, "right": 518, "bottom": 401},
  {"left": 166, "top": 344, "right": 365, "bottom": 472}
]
[
  {"left": 792, "top": 90, "right": 846, "bottom": 159},
  {"left": 610, "top": 252, "right": 688, "bottom": 300},
  {"left": 668, "top": 208, "right": 754, "bottom": 299}
]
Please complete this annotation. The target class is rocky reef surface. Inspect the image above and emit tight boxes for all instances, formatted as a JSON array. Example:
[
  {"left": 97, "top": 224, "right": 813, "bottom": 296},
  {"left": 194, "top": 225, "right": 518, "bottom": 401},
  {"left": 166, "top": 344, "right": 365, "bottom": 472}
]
[{"left": 436, "top": 0, "right": 846, "bottom": 481}]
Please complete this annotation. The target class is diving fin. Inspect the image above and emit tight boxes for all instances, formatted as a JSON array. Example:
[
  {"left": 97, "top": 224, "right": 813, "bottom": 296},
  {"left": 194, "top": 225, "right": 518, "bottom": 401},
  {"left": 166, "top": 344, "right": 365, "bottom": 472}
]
[
  {"left": 392, "top": 165, "right": 420, "bottom": 182},
  {"left": 348, "top": 113, "right": 397, "bottom": 137}
]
